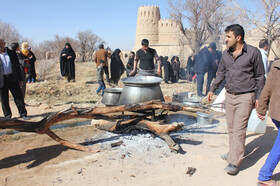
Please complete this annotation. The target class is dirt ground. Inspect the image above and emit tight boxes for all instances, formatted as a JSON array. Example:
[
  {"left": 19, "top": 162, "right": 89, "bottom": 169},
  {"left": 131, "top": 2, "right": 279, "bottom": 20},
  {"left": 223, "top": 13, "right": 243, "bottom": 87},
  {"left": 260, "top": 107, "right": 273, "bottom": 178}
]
[{"left": 0, "top": 61, "right": 279, "bottom": 186}]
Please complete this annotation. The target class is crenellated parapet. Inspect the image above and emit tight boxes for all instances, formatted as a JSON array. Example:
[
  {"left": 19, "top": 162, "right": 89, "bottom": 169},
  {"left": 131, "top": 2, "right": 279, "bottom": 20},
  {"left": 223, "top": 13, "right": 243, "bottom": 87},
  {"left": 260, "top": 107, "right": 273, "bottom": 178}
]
[
  {"left": 135, "top": 5, "right": 183, "bottom": 48},
  {"left": 158, "top": 19, "right": 179, "bottom": 30},
  {"left": 134, "top": 5, "right": 191, "bottom": 61},
  {"left": 135, "top": 5, "right": 161, "bottom": 47}
]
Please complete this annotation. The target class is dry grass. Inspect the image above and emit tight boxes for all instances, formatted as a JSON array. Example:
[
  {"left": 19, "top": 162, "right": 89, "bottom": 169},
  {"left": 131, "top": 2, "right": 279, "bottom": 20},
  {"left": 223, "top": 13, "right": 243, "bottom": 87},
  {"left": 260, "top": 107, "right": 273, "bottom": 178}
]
[
  {"left": 27, "top": 61, "right": 207, "bottom": 107},
  {"left": 35, "top": 58, "right": 58, "bottom": 80}
]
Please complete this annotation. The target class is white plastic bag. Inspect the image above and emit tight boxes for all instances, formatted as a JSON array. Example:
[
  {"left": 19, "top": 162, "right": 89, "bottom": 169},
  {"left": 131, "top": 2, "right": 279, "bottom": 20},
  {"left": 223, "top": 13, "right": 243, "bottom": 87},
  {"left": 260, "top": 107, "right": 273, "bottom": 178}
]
[
  {"left": 247, "top": 109, "right": 267, "bottom": 134},
  {"left": 211, "top": 88, "right": 226, "bottom": 113}
]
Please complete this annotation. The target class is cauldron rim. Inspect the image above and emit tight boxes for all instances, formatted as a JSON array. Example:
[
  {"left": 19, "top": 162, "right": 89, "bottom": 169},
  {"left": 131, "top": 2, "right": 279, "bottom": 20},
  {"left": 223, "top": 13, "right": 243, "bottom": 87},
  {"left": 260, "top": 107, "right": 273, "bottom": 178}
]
[
  {"left": 105, "top": 88, "right": 123, "bottom": 93},
  {"left": 121, "top": 76, "right": 163, "bottom": 85}
]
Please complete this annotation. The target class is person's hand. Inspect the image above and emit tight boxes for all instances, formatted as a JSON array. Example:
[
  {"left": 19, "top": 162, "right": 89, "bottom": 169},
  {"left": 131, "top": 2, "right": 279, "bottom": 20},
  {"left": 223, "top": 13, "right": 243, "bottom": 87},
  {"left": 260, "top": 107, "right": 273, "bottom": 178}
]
[
  {"left": 157, "top": 69, "right": 161, "bottom": 76},
  {"left": 19, "top": 81, "right": 23, "bottom": 88},
  {"left": 257, "top": 113, "right": 266, "bottom": 121},
  {"left": 62, "top": 54, "right": 66, "bottom": 56},
  {"left": 29, "top": 56, "right": 33, "bottom": 59},
  {"left": 129, "top": 70, "right": 135, "bottom": 76},
  {"left": 255, "top": 100, "right": 259, "bottom": 108},
  {"left": 67, "top": 56, "right": 72, "bottom": 59},
  {"left": 207, "top": 92, "right": 214, "bottom": 103}
]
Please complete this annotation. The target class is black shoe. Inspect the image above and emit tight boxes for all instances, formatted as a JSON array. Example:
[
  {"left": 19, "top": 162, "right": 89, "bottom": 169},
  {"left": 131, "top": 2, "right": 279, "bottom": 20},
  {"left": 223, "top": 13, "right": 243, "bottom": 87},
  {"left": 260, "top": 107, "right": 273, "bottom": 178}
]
[{"left": 224, "top": 163, "right": 239, "bottom": 175}]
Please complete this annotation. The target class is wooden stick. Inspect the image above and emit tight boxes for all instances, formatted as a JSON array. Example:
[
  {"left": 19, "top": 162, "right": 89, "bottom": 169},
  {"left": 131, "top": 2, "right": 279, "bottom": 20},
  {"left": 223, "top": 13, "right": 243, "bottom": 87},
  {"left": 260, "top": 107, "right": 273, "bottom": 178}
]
[{"left": 0, "top": 101, "right": 203, "bottom": 152}]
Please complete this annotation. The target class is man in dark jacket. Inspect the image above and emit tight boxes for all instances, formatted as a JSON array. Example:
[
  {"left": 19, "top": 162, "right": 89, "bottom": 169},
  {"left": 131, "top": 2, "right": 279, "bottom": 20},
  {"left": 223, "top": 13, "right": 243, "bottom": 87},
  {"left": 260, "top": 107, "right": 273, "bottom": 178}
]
[
  {"left": 193, "top": 45, "right": 213, "bottom": 97},
  {"left": 0, "top": 38, "right": 28, "bottom": 119},
  {"left": 206, "top": 42, "right": 222, "bottom": 95}
]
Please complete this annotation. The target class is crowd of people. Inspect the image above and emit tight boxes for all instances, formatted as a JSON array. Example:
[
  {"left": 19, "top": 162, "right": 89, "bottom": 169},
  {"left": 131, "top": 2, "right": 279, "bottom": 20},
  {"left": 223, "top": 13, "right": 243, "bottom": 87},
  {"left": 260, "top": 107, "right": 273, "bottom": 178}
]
[
  {"left": 56, "top": 26, "right": 280, "bottom": 185},
  {"left": 0, "top": 38, "right": 38, "bottom": 120},
  {"left": 1, "top": 22, "right": 279, "bottom": 185}
]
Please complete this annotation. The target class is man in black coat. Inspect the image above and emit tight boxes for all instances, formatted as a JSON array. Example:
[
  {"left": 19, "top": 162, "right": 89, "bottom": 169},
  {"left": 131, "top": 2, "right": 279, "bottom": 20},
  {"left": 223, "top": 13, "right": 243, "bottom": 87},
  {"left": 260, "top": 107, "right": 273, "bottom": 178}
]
[
  {"left": 206, "top": 42, "right": 222, "bottom": 95},
  {"left": 0, "top": 38, "right": 28, "bottom": 119},
  {"left": 193, "top": 45, "right": 213, "bottom": 97}
]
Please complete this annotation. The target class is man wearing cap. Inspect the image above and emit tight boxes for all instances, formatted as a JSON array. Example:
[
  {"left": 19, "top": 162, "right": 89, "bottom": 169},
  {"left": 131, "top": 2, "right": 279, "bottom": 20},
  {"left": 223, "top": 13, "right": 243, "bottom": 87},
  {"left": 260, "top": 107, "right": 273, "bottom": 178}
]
[
  {"left": 0, "top": 38, "right": 29, "bottom": 119},
  {"left": 193, "top": 43, "right": 214, "bottom": 97},
  {"left": 130, "top": 39, "right": 161, "bottom": 76},
  {"left": 206, "top": 42, "right": 222, "bottom": 95},
  {"left": 94, "top": 44, "right": 111, "bottom": 82}
]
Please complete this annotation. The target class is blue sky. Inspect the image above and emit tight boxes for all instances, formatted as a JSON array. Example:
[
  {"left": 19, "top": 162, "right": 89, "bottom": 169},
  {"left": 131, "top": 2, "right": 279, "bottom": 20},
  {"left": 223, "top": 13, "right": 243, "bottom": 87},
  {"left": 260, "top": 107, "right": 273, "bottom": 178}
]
[
  {"left": 1, "top": 0, "right": 256, "bottom": 51},
  {"left": 1, "top": 0, "right": 169, "bottom": 51}
]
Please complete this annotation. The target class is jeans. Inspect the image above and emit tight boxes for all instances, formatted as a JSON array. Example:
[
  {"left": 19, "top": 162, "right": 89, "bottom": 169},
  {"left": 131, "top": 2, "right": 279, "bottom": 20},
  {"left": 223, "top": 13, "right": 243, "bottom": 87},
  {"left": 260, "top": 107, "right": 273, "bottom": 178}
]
[
  {"left": 96, "top": 80, "right": 106, "bottom": 96},
  {"left": 103, "top": 66, "right": 109, "bottom": 82},
  {"left": 196, "top": 72, "right": 205, "bottom": 97},
  {"left": 206, "top": 70, "right": 216, "bottom": 95},
  {"left": 258, "top": 119, "right": 280, "bottom": 181}
]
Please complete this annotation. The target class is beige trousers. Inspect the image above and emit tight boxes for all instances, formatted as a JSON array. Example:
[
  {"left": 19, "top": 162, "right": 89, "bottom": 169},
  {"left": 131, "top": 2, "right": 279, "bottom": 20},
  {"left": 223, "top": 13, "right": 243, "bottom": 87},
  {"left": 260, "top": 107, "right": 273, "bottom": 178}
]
[{"left": 225, "top": 92, "right": 255, "bottom": 166}]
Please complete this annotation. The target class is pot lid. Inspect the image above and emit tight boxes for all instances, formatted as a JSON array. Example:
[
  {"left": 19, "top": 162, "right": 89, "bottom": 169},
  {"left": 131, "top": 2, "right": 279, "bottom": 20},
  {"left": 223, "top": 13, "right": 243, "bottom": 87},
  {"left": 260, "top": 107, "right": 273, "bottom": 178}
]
[
  {"left": 183, "top": 97, "right": 202, "bottom": 103},
  {"left": 121, "top": 76, "right": 163, "bottom": 85}
]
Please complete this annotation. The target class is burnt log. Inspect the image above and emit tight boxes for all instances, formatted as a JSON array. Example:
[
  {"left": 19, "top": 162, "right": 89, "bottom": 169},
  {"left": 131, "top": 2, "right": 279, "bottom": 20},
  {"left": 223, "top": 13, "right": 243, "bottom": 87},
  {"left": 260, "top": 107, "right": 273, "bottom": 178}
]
[
  {"left": 93, "top": 119, "right": 184, "bottom": 151},
  {"left": 0, "top": 101, "right": 204, "bottom": 152}
]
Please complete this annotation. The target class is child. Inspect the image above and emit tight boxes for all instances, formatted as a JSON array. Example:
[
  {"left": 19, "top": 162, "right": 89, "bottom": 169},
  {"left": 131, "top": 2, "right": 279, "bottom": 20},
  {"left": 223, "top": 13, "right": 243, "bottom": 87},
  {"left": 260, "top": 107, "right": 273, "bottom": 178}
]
[{"left": 96, "top": 59, "right": 106, "bottom": 96}]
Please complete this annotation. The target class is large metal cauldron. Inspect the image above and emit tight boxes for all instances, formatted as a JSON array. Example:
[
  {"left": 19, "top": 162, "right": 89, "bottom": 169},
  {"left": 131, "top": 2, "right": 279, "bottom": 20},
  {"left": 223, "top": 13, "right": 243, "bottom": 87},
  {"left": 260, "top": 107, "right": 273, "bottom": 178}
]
[
  {"left": 118, "top": 76, "right": 165, "bottom": 105},
  {"left": 101, "top": 88, "right": 123, "bottom": 106}
]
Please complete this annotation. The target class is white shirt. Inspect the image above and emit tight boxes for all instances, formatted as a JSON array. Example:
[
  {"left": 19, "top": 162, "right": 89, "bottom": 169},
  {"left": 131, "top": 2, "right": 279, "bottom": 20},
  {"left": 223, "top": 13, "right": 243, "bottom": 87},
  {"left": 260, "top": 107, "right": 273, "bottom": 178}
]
[
  {"left": 0, "top": 49, "right": 13, "bottom": 75},
  {"left": 259, "top": 48, "right": 268, "bottom": 78}
]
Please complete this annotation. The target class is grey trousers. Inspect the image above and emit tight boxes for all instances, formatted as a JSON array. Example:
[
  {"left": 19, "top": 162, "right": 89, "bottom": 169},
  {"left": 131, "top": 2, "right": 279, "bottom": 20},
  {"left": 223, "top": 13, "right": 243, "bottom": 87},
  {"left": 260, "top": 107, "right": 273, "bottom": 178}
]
[{"left": 225, "top": 92, "right": 255, "bottom": 166}]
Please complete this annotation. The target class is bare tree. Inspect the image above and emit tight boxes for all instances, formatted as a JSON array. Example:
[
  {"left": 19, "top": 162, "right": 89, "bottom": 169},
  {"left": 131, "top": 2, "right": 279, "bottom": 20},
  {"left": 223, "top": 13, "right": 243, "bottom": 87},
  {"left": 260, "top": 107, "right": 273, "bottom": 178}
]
[
  {"left": 168, "top": 0, "right": 228, "bottom": 54},
  {"left": 77, "top": 30, "right": 105, "bottom": 62},
  {"left": 231, "top": 0, "right": 280, "bottom": 57},
  {"left": 53, "top": 34, "right": 64, "bottom": 54},
  {"left": 0, "top": 20, "right": 21, "bottom": 46}
]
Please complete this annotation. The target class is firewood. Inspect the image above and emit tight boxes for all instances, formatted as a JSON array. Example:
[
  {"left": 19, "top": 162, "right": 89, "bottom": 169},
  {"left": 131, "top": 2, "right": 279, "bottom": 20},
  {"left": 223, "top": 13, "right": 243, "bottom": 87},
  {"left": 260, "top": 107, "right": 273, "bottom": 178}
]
[
  {"left": 94, "top": 119, "right": 184, "bottom": 152},
  {"left": 0, "top": 100, "right": 204, "bottom": 152}
]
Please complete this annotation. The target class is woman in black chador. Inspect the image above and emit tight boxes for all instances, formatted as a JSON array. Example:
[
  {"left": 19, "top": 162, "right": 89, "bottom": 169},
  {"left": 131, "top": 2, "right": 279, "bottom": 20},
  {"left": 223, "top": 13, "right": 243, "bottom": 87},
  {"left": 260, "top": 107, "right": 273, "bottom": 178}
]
[
  {"left": 126, "top": 51, "right": 135, "bottom": 77},
  {"left": 110, "top": 48, "right": 125, "bottom": 85},
  {"left": 60, "top": 43, "right": 76, "bottom": 82},
  {"left": 171, "top": 56, "right": 180, "bottom": 83}
]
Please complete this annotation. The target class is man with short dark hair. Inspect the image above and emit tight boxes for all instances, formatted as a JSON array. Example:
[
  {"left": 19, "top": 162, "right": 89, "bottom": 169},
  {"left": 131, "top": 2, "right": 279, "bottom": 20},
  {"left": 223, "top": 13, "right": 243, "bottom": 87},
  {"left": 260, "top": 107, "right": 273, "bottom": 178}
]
[
  {"left": 0, "top": 38, "right": 29, "bottom": 119},
  {"left": 193, "top": 42, "right": 214, "bottom": 97},
  {"left": 207, "top": 24, "right": 265, "bottom": 175},
  {"left": 130, "top": 39, "right": 161, "bottom": 76},
  {"left": 206, "top": 42, "right": 222, "bottom": 95},
  {"left": 94, "top": 44, "right": 111, "bottom": 82},
  {"left": 259, "top": 39, "right": 269, "bottom": 77}
]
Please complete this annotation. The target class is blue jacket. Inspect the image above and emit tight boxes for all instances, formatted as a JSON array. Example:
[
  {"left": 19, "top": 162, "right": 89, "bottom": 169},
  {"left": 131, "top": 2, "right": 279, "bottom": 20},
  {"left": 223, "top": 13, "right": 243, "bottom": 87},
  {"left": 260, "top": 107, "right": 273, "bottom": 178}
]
[{"left": 193, "top": 47, "right": 212, "bottom": 74}]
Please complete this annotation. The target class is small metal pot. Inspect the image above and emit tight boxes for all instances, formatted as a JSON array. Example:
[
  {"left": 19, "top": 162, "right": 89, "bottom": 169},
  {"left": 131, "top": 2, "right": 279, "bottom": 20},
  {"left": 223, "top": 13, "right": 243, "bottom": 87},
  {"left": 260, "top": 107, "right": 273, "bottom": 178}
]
[
  {"left": 101, "top": 88, "right": 123, "bottom": 106},
  {"left": 196, "top": 112, "right": 214, "bottom": 125},
  {"left": 182, "top": 97, "right": 202, "bottom": 107}
]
